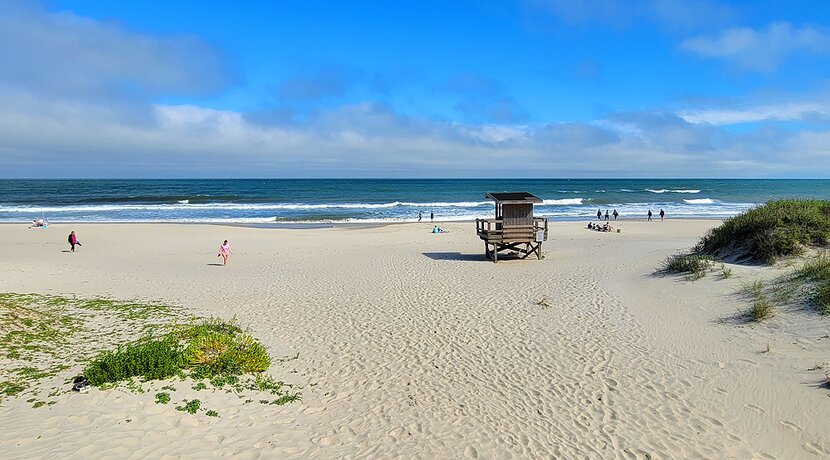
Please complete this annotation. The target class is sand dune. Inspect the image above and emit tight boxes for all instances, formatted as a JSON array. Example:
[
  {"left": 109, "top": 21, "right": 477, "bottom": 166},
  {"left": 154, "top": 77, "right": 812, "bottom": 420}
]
[{"left": 0, "top": 220, "right": 828, "bottom": 458}]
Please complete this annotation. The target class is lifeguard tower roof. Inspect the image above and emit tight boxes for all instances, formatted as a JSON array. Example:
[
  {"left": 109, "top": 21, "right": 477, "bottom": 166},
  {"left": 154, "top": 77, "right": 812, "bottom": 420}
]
[{"left": 484, "top": 192, "right": 543, "bottom": 204}]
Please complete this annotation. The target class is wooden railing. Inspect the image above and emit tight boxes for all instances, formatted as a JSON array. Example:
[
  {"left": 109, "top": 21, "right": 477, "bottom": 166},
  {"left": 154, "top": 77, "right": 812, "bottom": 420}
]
[{"left": 476, "top": 217, "right": 548, "bottom": 242}]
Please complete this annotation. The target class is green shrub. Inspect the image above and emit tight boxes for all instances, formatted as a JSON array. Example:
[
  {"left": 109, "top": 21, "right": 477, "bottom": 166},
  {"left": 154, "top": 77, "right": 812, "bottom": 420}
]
[
  {"left": 155, "top": 392, "right": 171, "bottom": 404},
  {"left": 84, "top": 319, "right": 271, "bottom": 386},
  {"left": 696, "top": 200, "right": 830, "bottom": 264},
  {"left": 84, "top": 337, "right": 182, "bottom": 385}
]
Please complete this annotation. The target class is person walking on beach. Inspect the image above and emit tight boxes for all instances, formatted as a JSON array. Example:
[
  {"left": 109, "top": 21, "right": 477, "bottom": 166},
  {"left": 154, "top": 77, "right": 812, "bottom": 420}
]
[
  {"left": 597, "top": 209, "right": 602, "bottom": 220},
  {"left": 613, "top": 209, "right": 619, "bottom": 220},
  {"left": 67, "top": 231, "right": 81, "bottom": 252},
  {"left": 647, "top": 210, "right": 653, "bottom": 221},
  {"left": 218, "top": 240, "right": 232, "bottom": 266},
  {"left": 659, "top": 209, "right": 665, "bottom": 221},
  {"left": 604, "top": 210, "right": 609, "bottom": 221},
  {"left": 430, "top": 211, "right": 434, "bottom": 222},
  {"left": 418, "top": 211, "right": 422, "bottom": 222}
]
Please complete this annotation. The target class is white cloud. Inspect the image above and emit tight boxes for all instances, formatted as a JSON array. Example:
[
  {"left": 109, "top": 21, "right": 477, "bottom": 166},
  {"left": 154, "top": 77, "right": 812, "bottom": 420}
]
[
  {"left": 680, "top": 102, "right": 830, "bottom": 125},
  {"left": 682, "top": 22, "right": 830, "bottom": 71}
]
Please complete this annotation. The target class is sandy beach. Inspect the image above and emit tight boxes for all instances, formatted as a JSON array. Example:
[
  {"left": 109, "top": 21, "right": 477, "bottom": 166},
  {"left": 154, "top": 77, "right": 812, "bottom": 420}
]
[{"left": 0, "top": 220, "right": 828, "bottom": 458}]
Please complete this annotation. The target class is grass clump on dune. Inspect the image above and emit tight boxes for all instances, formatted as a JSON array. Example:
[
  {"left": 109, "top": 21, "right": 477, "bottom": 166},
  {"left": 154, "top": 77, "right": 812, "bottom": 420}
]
[
  {"left": 790, "top": 256, "right": 830, "bottom": 315},
  {"left": 660, "top": 253, "right": 712, "bottom": 280},
  {"left": 696, "top": 199, "right": 830, "bottom": 264},
  {"left": 84, "top": 318, "right": 271, "bottom": 386}
]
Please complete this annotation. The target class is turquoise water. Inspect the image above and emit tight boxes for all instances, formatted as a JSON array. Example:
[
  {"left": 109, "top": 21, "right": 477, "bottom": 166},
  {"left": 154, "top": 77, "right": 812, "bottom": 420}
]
[{"left": 0, "top": 179, "right": 828, "bottom": 223}]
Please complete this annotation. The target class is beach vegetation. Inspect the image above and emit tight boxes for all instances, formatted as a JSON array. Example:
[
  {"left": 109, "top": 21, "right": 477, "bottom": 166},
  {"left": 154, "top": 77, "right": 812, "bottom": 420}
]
[
  {"left": 696, "top": 199, "right": 830, "bottom": 264},
  {"left": 749, "top": 297, "right": 776, "bottom": 322},
  {"left": 719, "top": 264, "right": 733, "bottom": 279},
  {"left": 789, "top": 256, "right": 830, "bottom": 315},
  {"left": 1, "top": 293, "right": 300, "bottom": 410},
  {"left": 176, "top": 399, "right": 201, "bottom": 414},
  {"left": 206, "top": 409, "right": 219, "bottom": 417},
  {"left": 84, "top": 318, "right": 271, "bottom": 385},
  {"left": 660, "top": 253, "right": 712, "bottom": 280}
]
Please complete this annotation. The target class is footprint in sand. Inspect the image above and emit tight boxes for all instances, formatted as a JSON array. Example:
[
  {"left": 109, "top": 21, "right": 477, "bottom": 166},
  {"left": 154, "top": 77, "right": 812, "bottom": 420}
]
[
  {"left": 780, "top": 420, "right": 802, "bottom": 432},
  {"left": 744, "top": 403, "right": 765, "bottom": 413}
]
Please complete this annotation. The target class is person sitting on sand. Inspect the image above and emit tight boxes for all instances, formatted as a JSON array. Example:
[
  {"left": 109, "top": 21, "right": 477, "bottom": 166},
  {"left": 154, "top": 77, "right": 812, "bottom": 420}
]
[
  {"left": 587, "top": 222, "right": 593, "bottom": 229},
  {"left": 432, "top": 226, "right": 448, "bottom": 234},
  {"left": 30, "top": 219, "right": 46, "bottom": 228}
]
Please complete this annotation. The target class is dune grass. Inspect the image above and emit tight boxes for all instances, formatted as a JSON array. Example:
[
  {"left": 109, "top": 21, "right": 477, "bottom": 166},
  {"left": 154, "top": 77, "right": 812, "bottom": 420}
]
[
  {"left": 696, "top": 199, "right": 830, "bottom": 264},
  {"left": 789, "top": 256, "right": 830, "bottom": 315},
  {"left": 660, "top": 253, "right": 712, "bottom": 280}
]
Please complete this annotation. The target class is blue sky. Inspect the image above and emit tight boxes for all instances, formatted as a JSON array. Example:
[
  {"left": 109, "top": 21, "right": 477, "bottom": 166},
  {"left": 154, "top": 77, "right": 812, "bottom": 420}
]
[{"left": 2, "top": 0, "right": 830, "bottom": 177}]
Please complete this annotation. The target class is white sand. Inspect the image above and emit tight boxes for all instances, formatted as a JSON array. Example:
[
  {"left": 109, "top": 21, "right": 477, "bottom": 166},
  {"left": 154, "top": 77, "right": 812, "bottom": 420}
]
[{"left": 0, "top": 220, "right": 828, "bottom": 458}]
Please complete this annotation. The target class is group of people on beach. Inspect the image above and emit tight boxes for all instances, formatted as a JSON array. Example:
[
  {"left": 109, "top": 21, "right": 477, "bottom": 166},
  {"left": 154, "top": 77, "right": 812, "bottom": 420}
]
[
  {"left": 647, "top": 209, "right": 666, "bottom": 221},
  {"left": 596, "top": 208, "right": 665, "bottom": 222},
  {"left": 587, "top": 222, "right": 615, "bottom": 232}
]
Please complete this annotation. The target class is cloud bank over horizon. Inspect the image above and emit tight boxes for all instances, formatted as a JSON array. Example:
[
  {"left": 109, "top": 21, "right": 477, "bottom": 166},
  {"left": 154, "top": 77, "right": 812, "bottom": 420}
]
[{"left": 1, "top": 0, "right": 829, "bottom": 178}]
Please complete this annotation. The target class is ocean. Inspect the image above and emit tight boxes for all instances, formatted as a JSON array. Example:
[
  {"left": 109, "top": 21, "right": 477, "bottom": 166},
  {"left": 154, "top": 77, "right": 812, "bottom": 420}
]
[{"left": 1, "top": 179, "right": 828, "bottom": 224}]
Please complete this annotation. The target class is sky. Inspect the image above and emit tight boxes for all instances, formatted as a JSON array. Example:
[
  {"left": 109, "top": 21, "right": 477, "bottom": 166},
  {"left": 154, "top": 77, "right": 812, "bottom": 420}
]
[{"left": 2, "top": 0, "right": 830, "bottom": 178}]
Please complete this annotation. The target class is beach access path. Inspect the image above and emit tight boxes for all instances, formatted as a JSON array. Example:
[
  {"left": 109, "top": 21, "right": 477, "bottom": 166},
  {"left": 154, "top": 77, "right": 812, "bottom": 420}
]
[{"left": 0, "top": 221, "right": 828, "bottom": 458}]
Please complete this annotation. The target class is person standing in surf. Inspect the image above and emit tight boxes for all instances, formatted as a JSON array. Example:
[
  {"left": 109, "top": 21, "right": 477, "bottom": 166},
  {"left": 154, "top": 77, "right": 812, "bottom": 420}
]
[
  {"left": 67, "top": 231, "right": 81, "bottom": 252},
  {"left": 597, "top": 209, "right": 602, "bottom": 220},
  {"left": 659, "top": 209, "right": 665, "bottom": 221},
  {"left": 612, "top": 209, "right": 619, "bottom": 220},
  {"left": 647, "top": 210, "right": 653, "bottom": 221},
  {"left": 218, "top": 240, "right": 232, "bottom": 266}
]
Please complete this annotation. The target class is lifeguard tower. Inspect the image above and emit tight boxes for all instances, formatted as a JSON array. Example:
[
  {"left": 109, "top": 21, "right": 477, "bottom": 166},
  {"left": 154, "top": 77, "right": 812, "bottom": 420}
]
[{"left": 476, "top": 192, "right": 548, "bottom": 263}]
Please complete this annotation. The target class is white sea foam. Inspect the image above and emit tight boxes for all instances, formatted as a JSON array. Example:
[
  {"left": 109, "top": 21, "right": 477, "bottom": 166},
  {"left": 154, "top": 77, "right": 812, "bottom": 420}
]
[
  {"left": 541, "top": 198, "right": 584, "bottom": 205},
  {"left": 177, "top": 200, "right": 189, "bottom": 204},
  {"left": 646, "top": 189, "right": 701, "bottom": 194},
  {"left": 683, "top": 198, "right": 716, "bottom": 204}
]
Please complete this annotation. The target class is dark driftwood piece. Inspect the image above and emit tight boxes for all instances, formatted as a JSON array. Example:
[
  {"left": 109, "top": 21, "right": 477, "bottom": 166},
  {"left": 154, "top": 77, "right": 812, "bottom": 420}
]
[{"left": 476, "top": 192, "right": 548, "bottom": 263}]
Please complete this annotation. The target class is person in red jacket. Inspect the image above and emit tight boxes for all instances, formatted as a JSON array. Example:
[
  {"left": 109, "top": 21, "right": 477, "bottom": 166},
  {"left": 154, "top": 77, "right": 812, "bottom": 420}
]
[{"left": 68, "top": 231, "right": 81, "bottom": 252}]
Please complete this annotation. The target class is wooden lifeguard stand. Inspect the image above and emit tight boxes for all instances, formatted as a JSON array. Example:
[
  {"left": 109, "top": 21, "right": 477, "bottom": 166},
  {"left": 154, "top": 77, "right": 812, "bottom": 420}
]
[{"left": 476, "top": 192, "right": 548, "bottom": 263}]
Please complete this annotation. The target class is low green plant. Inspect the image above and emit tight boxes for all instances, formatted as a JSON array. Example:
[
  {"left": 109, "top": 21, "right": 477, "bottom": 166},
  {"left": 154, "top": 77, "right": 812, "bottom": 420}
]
[
  {"left": 176, "top": 399, "right": 201, "bottom": 414},
  {"left": 83, "top": 337, "right": 183, "bottom": 385},
  {"left": 193, "top": 382, "right": 207, "bottom": 391},
  {"left": 85, "top": 318, "right": 272, "bottom": 386},
  {"left": 206, "top": 409, "right": 219, "bottom": 417},
  {"left": 155, "top": 392, "right": 171, "bottom": 404},
  {"left": 271, "top": 393, "right": 301, "bottom": 405}
]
